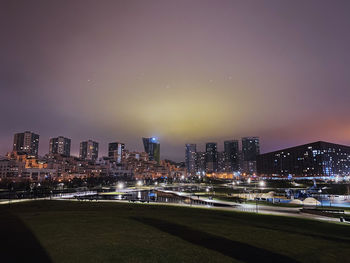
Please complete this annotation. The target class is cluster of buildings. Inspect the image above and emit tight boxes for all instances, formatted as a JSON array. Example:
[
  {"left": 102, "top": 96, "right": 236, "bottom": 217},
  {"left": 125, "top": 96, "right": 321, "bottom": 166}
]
[
  {"left": 185, "top": 138, "right": 350, "bottom": 179},
  {"left": 0, "top": 132, "right": 185, "bottom": 181},
  {"left": 185, "top": 137, "right": 260, "bottom": 177},
  {"left": 2, "top": 131, "right": 350, "bottom": 181}
]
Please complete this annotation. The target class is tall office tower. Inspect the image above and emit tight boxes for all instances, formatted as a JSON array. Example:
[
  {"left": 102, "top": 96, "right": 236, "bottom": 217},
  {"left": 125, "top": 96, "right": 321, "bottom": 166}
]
[
  {"left": 242, "top": 137, "right": 260, "bottom": 174},
  {"left": 205, "top": 142, "right": 218, "bottom": 173},
  {"left": 80, "top": 140, "right": 99, "bottom": 161},
  {"left": 224, "top": 140, "right": 239, "bottom": 172},
  {"left": 108, "top": 142, "right": 125, "bottom": 163},
  {"left": 185, "top": 144, "right": 197, "bottom": 175},
  {"left": 196, "top": 152, "right": 206, "bottom": 174},
  {"left": 49, "top": 136, "right": 71, "bottom": 156},
  {"left": 13, "top": 131, "right": 40, "bottom": 156},
  {"left": 142, "top": 137, "right": 160, "bottom": 163}
]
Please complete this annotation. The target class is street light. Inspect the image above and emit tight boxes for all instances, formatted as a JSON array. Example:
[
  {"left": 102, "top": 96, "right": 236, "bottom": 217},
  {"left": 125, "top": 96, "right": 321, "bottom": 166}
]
[
  {"left": 137, "top": 180, "right": 143, "bottom": 186},
  {"left": 255, "top": 180, "right": 266, "bottom": 213},
  {"left": 117, "top": 182, "right": 124, "bottom": 190}
]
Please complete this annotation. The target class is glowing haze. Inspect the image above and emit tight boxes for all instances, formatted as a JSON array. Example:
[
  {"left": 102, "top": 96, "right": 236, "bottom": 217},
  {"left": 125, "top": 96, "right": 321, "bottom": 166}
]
[{"left": 1, "top": 0, "right": 350, "bottom": 160}]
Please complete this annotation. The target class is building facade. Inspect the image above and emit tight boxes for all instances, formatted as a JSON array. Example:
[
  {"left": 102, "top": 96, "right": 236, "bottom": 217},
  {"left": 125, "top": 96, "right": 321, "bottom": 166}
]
[
  {"left": 257, "top": 141, "right": 350, "bottom": 177},
  {"left": 49, "top": 136, "right": 71, "bottom": 156},
  {"left": 79, "top": 140, "right": 99, "bottom": 162},
  {"left": 13, "top": 131, "right": 39, "bottom": 157}
]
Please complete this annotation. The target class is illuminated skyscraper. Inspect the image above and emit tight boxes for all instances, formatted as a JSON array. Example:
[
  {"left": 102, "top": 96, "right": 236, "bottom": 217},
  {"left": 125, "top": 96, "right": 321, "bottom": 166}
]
[
  {"left": 142, "top": 137, "right": 160, "bottom": 163},
  {"left": 108, "top": 142, "right": 125, "bottom": 163},
  {"left": 80, "top": 140, "right": 99, "bottom": 161},
  {"left": 49, "top": 136, "right": 71, "bottom": 156},
  {"left": 185, "top": 144, "right": 196, "bottom": 174},
  {"left": 205, "top": 142, "right": 218, "bottom": 173},
  {"left": 13, "top": 131, "right": 39, "bottom": 157}
]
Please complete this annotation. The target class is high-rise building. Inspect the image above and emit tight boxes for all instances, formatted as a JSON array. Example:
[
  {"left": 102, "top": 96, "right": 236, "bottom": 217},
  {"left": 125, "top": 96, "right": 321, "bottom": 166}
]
[
  {"left": 13, "top": 131, "right": 39, "bottom": 156},
  {"left": 80, "top": 140, "right": 99, "bottom": 161},
  {"left": 217, "top": 151, "right": 226, "bottom": 172},
  {"left": 142, "top": 137, "right": 160, "bottom": 163},
  {"left": 224, "top": 140, "right": 239, "bottom": 172},
  {"left": 196, "top": 152, "right": 206, "bottom": 174},
  {"left": 108, "top": 142, "right": 125, "bottom": 163},
  {"left": 242, "top": 137, "right": 260, "bottom": 174},
  {"left": 257, "top": 141, "right": 350, "bottom": 177},
  {"left": 49, "top": 136, "right": 71, "bottom": 156},
  {"left": 185, "top": 144, "right": 196, "bottom": 174},
  {"left": 205, "top": 142, "right": 218, "bottom": 173}
]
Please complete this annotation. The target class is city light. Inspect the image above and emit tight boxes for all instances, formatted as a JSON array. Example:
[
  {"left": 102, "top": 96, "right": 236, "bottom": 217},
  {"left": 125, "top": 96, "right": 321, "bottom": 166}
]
[
  {"left": 247, "top": 178, "right": 251, "bottom": 184},
  {"left": 117, "top": 182, "right": 124, "bottom": 189},
  {"left": 136, "top": 180, "right": 143, "bottom": 186},
  {"left": 259, "top": 181, "right": 265, "bottom": 187}
]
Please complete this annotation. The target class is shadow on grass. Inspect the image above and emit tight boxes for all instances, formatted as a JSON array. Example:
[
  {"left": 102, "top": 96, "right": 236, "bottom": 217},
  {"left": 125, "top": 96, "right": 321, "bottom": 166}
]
[
  {"left": 0, "top": 208, "right": 52, "bottom": 262},
  {"left": 132, "top": 217, "right": 299, "bottom": 263},
  {"left": 219, "top": 214, "right": 350, "bottom": 244}
]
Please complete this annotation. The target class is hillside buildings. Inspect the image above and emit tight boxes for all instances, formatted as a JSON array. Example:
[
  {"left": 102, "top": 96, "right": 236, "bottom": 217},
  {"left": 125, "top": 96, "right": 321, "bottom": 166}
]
[{"left": 13, "top": 131, "right": 39, "bottom": 157}]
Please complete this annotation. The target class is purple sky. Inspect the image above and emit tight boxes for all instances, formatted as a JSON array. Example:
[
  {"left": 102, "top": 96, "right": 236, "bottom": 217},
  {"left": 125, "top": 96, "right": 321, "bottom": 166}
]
[{"left": 1, "top": 0, "right": 350, "bottom": 161}]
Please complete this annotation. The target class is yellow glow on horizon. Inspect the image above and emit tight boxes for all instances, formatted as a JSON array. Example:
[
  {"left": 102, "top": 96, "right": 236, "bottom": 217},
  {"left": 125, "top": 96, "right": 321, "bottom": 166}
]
[{"left": 117, "top": 87, "right": 244, "bottom": 140}]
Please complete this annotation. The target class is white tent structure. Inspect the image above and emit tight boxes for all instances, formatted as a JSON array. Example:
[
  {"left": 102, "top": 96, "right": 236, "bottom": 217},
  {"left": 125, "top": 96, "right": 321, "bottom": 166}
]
[{"left": 303, "top": 197, "right": 321, "bottom": 206}]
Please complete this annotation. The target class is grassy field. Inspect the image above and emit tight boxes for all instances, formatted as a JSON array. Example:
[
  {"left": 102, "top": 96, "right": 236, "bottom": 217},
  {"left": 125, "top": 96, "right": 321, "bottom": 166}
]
[{"left": 1, "top": 200, "right": 350, "bottom": 263}]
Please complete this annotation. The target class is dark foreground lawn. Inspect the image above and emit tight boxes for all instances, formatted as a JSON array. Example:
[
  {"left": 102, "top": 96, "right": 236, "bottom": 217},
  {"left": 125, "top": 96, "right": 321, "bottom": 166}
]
[{"left": 1, "top": 201, "right": 350, "bottom": 263}]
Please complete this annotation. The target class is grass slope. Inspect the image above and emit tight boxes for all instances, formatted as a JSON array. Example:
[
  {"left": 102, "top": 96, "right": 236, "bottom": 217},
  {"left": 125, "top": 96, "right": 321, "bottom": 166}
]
[{"left": 1, "top": 200, "right": 349, "bottom": 263}]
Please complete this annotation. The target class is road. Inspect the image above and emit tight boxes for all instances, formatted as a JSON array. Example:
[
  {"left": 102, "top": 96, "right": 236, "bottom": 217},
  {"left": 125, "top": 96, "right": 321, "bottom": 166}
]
[{"left": 156, "top": 189, "right": 345, "bottom": 223}]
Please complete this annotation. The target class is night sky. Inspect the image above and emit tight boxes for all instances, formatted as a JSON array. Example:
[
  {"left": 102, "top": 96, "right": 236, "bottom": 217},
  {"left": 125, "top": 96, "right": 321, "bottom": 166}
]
[{"left": 1, "top": 0, "right": 350, "bottom": 161}]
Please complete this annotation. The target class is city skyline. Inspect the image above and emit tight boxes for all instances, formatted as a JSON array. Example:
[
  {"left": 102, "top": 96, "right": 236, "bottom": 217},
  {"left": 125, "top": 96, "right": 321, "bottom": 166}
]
[
  {"left": 1, "top": 0, "right": 350, "bottom": 161},
  {"left": 2, "top": 1, "right": 350, "bottom": 262},
  {"left": 2, "top": 130, "right": 263, "bottom": 162}
]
